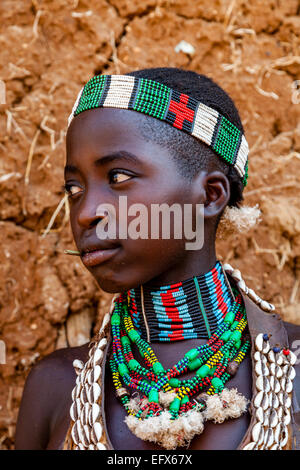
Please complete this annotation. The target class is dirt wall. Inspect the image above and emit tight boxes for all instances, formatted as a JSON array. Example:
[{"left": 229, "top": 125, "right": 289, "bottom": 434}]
[{"left": 0, "top": 0, "right": 300, "bottom": 449}]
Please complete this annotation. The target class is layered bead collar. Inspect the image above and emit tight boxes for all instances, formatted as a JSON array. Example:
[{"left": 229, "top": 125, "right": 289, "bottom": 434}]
[{"left": 127, "top": 260, "right": 236, "bottom": 342}]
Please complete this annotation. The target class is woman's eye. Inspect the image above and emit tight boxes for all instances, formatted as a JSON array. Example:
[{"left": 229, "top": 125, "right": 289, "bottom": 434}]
[
  {"left": 109, "top": 171, "right": 132, "bottom": 184},
  {"left": 63, "top": 183, "right": 82, "bottom": 197}
]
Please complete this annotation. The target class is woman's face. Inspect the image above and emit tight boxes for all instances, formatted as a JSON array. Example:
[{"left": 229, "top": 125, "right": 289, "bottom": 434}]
[{"left": 65, "top": 108, "right": 207, "bottom": 293}]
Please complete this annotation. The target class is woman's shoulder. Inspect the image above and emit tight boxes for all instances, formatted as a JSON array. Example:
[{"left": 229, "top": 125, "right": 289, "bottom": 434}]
[{"left": 15, "top": 343, "right": 89, "bottom": 449}]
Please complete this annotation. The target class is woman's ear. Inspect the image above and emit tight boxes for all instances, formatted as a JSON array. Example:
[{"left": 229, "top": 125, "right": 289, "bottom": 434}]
[{"left": 193, "top": 170, "right": 230, "bottom": 219}]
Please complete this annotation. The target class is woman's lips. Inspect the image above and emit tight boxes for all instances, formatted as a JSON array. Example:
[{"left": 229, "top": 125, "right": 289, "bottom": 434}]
[{"left": 81, "top": 247, "right": 120, "bottom": 267}]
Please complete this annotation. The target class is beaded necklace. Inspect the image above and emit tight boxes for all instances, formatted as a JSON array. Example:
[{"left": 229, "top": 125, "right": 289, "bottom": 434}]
[
  {"left": 66, "top": 264, "right": 298, "bottom": 451},
  {"left": 108, "top": 277, "right": 251, "bottom": 448},
  {"left": 128, "top": 260, "right": 236, "bottom": 342}
]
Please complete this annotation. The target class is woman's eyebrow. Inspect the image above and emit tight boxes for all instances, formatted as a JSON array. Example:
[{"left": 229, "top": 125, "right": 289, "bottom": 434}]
[
  {"left": 64, "top": 151, "right": 141, "bottom": 177},
  {"left": 94, "top": 151, "right": 141, "bottom": 167}
]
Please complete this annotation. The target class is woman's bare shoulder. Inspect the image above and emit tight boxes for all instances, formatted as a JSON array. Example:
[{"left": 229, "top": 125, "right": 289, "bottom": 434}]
[{"left": 15, "top": 343, "right": 89, "bottom": 449}]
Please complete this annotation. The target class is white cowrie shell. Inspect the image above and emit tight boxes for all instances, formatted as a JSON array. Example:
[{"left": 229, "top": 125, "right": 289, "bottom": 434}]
[
  {"left": 73, "top": 359, "right": 84, "bottom": 370},
  {"left": 70, "top": 401, "right": 77, "bottom": 422},
  {"left": 263, "top": 427, "right": 274, "bottom": 449},
  {"left": 100, "top": 313, "right": 110, "bottom": 332},
  {"left": 88, "top": 344, "right": 96, "bottom": 359},
  {"left": 96, "top": 442, "right": 106, "bottom": 450},
  {"left": 247, "top": 288, "right": 259, "bottom": 302},
  {"left": 277, "top": 407, "right": 291, "bottom": 426},
  {"left": 91, "top": 365, "right": 101, "bottom": 384},
  {"left": 255, "top": 361, "right": 269, "bottom": 376},
  {"left": 91, "top": 422, "right": 103, "bottom": 444},
  {"left": 231, "top": 269, "right": 242, "bottom": 282},
  {"left": 93, "top": 349, "right": 104, "bottom": 367},
  {"left": 88, "top": 444, "right": 95, "bottom": 450},
  {"left": 255, "top": 334, "right": 264, "bottom": 352},
  {"left": 254, "top": 351, "right": 267, "bottom": 363},
  {"left": 269, "top": 409, "right": 278, "bottom": 428},
  {"left": 263, "top": 409, "right": 270, "bottom": 427},
  {"left": 278, "top": 392, "right": 291, "bottom": 409},
  {"left": 71, "top": 420, "right": 80, "bottom": 446},
  {"left": 252, "top": 422, "right": 264, "bottom": 446},
  {"left": 268, "top": 391, "right": 279, "bottom": 409},
  {"left": 281, "top": 377, "right": 293, "bottom": 394},
  {"left": 254, "top": 391, "right": 269, "bottom": 410},
  {"left": 80, "top": 402, "right": 91, "bottom": 426},
  {"left": 74, "top": 397, "right": 82, "bottom": 420},
  {"left": 283, "top": 350, "right": 296, "bottom": 365},
  {"left": 237, "top": 279, "right": 246, "bottom": 292},
  {"left": 80, "top": 384, "right": 89, "bottom": 405},
  {"left": 260, "top": 300, "right": 273, "bottom": 312},
  {"left": 282, "top": 364, "right": 295, "bottom": 381},
  {"left": 270, "top": 363, "right": 283, "bottom": 378},
  {"left": 89, "top": 403, "right": 101, "bottom": 426},
  {"left": 88, "top": 382, "right": 101, "bottom": 404},
  {"left": 256, "top": 375, "right": 270, "bottom": 392},
  {"left": 269, "top": 376, "right": 281, "bottom": 394},
  {"left": 256, "top": 407, "right": 264, "bottom": 423},
  {"left": 242, "top": 442, "right": 256, "bottom": 450},
  {"left": 71, "top": 386, "right": 76, "bottom": 402},
  {"left": 98, "top": 338, "right": 108, "bottom": 350},
  {"left": 270, "top": 443, "right": 279, "bottom": 450},
  {"left": 78, "top": 443, "right": 86, "bottom": 450},
  {"left": 274, "top": 423, "right": 288, "bottom": 446},
  {"left": 223, "top": 263, "right": 234, "bottom": 273},
  {"left": 268, "top": 349, "right": 283, "bottom": 365}
]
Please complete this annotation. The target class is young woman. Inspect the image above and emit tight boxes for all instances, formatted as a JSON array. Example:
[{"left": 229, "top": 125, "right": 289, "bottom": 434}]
[{"left": 15, "top": 68, "right": 300, "bottom": 450}]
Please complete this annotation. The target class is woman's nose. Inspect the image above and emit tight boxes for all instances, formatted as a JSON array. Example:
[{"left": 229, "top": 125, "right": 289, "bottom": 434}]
[{"left": 76, "top": 191, "right": 110, "bottom": 230}]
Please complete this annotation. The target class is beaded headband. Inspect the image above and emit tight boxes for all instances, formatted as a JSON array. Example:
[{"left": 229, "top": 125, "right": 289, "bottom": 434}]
[{"left": 68, "top": 75, "right": 249, "bottom": 186}]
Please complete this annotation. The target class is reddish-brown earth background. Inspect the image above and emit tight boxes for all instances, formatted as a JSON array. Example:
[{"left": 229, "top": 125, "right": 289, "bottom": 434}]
[{"left": 0, "top": 0, "right": 300, "bottom": 449}]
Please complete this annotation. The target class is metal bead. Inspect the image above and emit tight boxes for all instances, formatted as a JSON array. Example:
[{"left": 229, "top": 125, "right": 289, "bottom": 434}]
[
  {"left": 226, "top": 361, "right": 239, "bottom": 377},
  {"left": 116, "top": 387, "right": 130, "bottom": 400}
]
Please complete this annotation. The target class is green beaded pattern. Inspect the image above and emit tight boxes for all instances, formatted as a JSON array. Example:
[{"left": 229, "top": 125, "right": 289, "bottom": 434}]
[
  {"left": 213, "top": 116, "right": 241, "bottom": 165},
  {"left": 133, "top": 78, "right": 171, "bottom": 120},
  {"left": 75, "top": 75, "right": 107, "bottom": 116},
  {"left": 71, "top": 75, "right": 249, "bottom": 186}
]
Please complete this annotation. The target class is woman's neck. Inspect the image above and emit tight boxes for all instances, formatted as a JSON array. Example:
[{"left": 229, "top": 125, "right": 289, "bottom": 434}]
[{"left": 126, "top": 259, "right": 236, "bottom": 342}]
